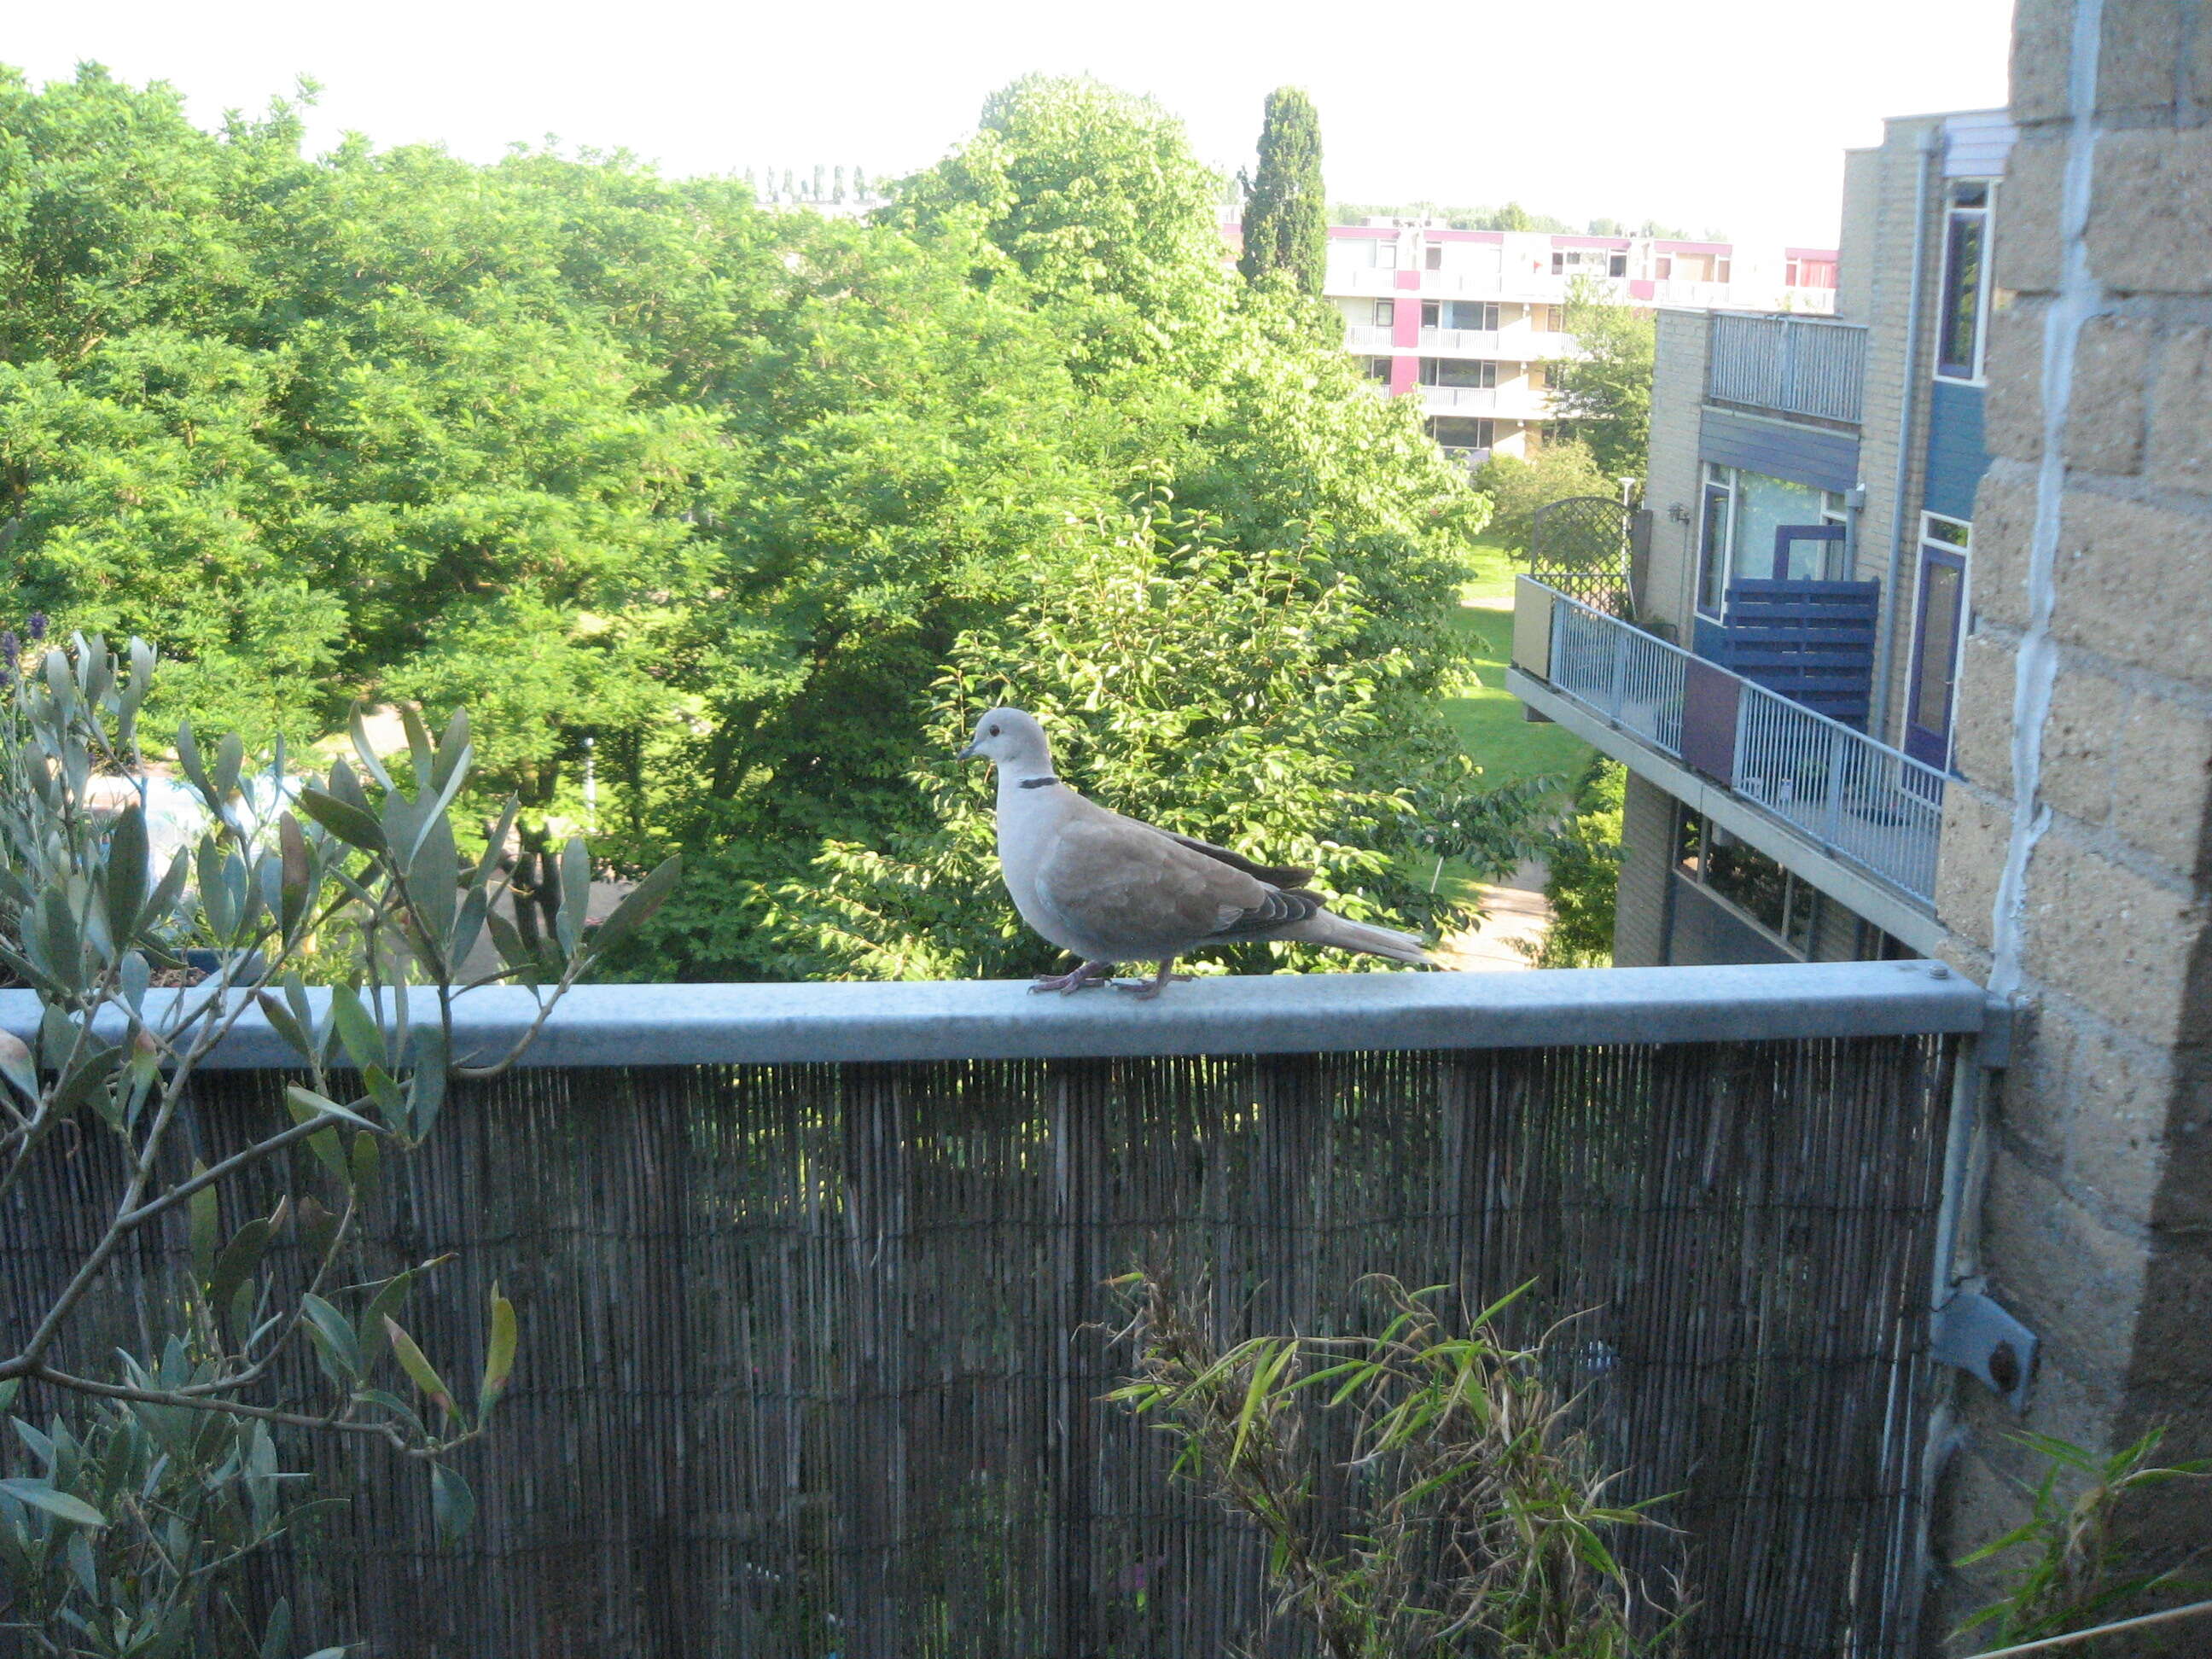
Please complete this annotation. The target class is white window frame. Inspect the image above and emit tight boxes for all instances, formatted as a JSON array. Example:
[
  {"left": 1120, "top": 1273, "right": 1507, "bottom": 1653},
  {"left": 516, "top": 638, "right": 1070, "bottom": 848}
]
[
  {"left": 1902, "top": 511, "right": 1974, "bottom": 746},
  {"left": 1933, "top": 180, "right": 1997, "bottom": 386},
  {"left": 1697, "top": 463, "right": 1738, "bottom": 617}
]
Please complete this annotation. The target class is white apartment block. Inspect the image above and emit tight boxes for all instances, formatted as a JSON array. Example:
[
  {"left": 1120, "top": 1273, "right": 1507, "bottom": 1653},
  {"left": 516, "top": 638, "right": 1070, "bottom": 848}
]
[{"left": 1324, "top": 224, "right": 1841, "bottom": 464}]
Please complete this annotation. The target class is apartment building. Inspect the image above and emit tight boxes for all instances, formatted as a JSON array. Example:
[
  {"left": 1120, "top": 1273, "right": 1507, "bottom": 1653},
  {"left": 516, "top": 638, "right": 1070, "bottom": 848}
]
[
  {"left": 1505, "top": 109, "right": 2013, "bottom": 969},
  {"left": 1326, "top": 224, "right": 1841, "bottom": 463}
]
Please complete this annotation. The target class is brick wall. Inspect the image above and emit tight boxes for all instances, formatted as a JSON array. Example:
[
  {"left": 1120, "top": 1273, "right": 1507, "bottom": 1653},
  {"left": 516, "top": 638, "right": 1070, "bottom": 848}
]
[
  {"left": 1642, "top": 310, "right": 1709, "bottom": 632},
  {"left": 1611, "top": 771, "right": 1675, "bottom": 967},
  {"left": 1930, "top": 0, "right": 2212, "bottom": 1644}
]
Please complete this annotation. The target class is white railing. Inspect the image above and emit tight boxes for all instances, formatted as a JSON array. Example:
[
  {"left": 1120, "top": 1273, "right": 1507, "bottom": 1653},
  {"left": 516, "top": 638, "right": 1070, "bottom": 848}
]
[
  {"left": 1344, "top": 323, "right": 1394, "bottom": 349},
  {"left": 1548, "top": 597, "right": 1689, "bottom": 757},
  {"left": 1420, "top": 384, "right": 1499, "bottom": 412},
  {"left": 1707, "top": 314, "right": 1867, "bottom": 424},
  {"left": 1538, "top": 588, "right": 1943, "bottom": 907},
  {"left": 1732, "top": 679, "right": 1945, "bottom": 905}
]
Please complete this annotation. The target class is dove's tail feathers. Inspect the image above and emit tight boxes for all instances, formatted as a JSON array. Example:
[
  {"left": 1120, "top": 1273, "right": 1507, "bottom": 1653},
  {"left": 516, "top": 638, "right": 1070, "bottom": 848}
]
[{"left": 1280, "top": 911, "right": 1435, "bottom": 966}]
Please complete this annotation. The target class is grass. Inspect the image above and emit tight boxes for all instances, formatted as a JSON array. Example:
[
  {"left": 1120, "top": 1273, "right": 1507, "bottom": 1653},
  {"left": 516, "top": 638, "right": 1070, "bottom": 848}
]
[{"left": 1438, "top": 538, "right": 1592, "bottom": 793}]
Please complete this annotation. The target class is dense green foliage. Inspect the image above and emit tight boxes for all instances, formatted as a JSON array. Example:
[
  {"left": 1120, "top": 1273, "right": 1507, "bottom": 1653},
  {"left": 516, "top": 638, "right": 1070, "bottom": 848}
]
[
  {"left": 1548, "top": 277, "right": 1656, "bottom": 478},
  {"left": 1239, "top": 89, "right": 1327, "bottom": 295},
  {"left": 1470, "top": 441, "right": 1617, "bottom": 556},
  {"left": 1530, "top": 758, "right": 1623, "bottom": 969},
  {"left": 0, "top": 66, "right": 1524, "bottom": 981}
]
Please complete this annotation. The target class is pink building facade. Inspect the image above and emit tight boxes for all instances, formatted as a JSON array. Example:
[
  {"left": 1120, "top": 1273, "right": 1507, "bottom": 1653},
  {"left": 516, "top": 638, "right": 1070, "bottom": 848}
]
[{"left": 1324, "top": 224, "right": 1840, "bottom": 467}]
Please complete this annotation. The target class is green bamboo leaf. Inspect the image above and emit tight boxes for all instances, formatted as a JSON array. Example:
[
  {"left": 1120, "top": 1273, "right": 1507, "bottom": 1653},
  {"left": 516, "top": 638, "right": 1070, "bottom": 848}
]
[
  {"left": 384, "top": 1317, "right": 458, "bottom": 1420},
  {"left": 479, "top": 1282, "right": 517, "bottom": 1418},
  {"left": 0, "top": 1479, "right": 106, "bottom": 1528}
]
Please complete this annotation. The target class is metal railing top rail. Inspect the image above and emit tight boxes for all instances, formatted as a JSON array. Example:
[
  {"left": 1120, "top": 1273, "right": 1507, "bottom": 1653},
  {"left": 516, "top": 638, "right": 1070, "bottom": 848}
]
[
  {"left": 1544, "top": 585, "right": 1702, "bottom": 678},
  {"left": 0, "top": 962, "right": 1987, "bottom": 1070}
]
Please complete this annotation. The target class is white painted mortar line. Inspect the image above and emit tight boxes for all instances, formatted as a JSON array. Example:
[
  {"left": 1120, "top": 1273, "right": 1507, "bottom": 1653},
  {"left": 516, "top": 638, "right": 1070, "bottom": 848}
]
[{"left": 1988, "top": 0, "right": 2107, "bottom": 1000}]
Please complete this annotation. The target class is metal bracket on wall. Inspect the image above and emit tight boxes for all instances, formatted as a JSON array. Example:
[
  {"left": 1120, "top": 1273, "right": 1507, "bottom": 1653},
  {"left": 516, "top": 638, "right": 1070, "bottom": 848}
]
[
  {"left": 1977, "top": 993, "right": 2016, "bottom": 1070},
  {"left": 1935, "top": 1290, "right": 2039, "bottom": 1412}
]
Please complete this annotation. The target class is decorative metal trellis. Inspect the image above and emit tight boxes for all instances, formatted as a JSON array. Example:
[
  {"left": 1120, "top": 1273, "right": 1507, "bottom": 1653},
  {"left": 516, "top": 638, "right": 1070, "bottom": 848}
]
[{"left": 1531, "top": 494, "right": 1634, "bottom": 614}]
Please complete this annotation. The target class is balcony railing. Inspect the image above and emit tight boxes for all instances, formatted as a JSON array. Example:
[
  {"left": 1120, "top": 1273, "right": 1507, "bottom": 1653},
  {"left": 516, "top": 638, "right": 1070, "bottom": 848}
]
[
  {"left": 1521, "top": 581, "right": 1945, "bottom": 907},
  {"left": 1707, "top": 313, "right": 1867, "bottom": 424},
  {"left": 1344, "top": 322, "right": 1394, "bottom": 349},
  {"left": 5, "top": 968, "right": 1987, "bottom": 1658},
  {"left": 1417, "top": 325, "right": 1579, "bottom": 358}
]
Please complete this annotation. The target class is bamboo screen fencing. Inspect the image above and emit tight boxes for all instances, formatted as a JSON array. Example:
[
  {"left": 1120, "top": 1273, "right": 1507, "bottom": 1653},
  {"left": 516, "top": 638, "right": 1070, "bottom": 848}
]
[{"left": 9, "top": 1033, "right": 1959, "bottom": 1657}]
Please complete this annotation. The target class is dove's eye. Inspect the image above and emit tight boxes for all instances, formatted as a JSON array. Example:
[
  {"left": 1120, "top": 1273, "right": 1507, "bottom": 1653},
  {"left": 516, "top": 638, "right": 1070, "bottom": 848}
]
[{"left": 988, "top": 724, "right": 1001, "bottom": 736}]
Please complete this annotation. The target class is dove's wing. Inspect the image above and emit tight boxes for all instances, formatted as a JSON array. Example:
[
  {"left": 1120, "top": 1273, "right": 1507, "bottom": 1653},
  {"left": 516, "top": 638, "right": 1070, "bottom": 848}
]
[{"left": 1030, "top": 814, "right": 1314, "bottom": 959}]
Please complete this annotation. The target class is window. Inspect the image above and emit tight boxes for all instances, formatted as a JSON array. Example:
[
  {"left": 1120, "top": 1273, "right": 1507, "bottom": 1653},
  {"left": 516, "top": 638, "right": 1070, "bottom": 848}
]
[
  {"left": 1608, "top": 253, "right": 1628, "bottom": 276},
  {"left": 1424, "top": 243, "right": 1444, "bottom": 270},
  {"left": 1429, "top": 416, "right": 1494, "bottom": 450},
  {"left": 1362, "top": 356, "right": 1393, "bottom": 382},
  {"left": 1422, "top": 300, "right": 1498, "bottom": 331},
  {"left": 1906, "top": 514, "right": 1972, "bottom": 760},
  {"left": 1936, "top": 180, "right": 1994, "bottom": 381},
  {"left": 1419, "top": 358, "right": 1496, "bottom": 388},
  {"left": 1697, "top": 463, "right": 1737, "bottom": 614},
  {"left": 1371, "top": 300, "right": 1395, "bottom": 327},
  {"left": 1377, "top": 240, "right": 1400, "bottom": 270},
  {"left": 1674, "top": 811, "right": 1825, "bottom": 961},
  {"left": 1655, "top": 256, "right": 1673, "bottom": 279}
]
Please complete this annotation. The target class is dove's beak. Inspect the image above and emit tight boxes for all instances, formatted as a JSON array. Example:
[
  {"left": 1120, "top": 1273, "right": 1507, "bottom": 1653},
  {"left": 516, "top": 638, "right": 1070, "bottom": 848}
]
[{"left": 956, "top": 741, "right": 981, "bottom": 761}]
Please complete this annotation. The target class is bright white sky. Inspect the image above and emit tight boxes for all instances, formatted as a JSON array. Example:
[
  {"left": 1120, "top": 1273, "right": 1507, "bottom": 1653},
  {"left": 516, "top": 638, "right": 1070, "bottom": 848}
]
[{"left": 9, "top": 0, "right": 2016, "bottom": 251}]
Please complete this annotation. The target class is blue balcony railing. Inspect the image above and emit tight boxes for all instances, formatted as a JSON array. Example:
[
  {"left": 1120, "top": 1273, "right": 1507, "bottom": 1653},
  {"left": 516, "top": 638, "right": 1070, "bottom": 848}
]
[{"left": 1513, "top": 579, "right": 1945, "bottom": 906}]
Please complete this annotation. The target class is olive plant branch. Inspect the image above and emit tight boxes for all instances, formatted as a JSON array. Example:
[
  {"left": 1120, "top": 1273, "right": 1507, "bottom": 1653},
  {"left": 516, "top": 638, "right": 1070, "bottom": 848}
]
[{"left": 16, "top": 1362, "right": 484, "bottom": 1458}]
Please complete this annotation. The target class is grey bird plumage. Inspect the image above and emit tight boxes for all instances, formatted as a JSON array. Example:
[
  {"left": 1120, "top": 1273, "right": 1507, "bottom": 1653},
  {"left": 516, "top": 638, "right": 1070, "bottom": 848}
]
[{"left": 956, "top": 707, "right": 1435, "bottom": 998}]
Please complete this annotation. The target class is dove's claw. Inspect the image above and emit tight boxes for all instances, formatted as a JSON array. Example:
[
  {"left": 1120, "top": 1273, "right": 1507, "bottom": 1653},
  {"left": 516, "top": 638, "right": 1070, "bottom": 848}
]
[
  {"left": 1031, "top": 960, "right": 1116, "bottom": 995},
  {"left": 1116, "top": 961, "right": 1193, "bottom": 999}
]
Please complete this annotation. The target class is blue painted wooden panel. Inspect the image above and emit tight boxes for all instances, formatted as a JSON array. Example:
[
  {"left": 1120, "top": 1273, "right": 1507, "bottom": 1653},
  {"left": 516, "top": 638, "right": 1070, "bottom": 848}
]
[
  {"left": 1699, "top": 407, "right": 1860, "bottom": 494},
  {"left": 1924, "top": 380, "right": 1988, "bottom": 521},
  {"left": 1713, "top": 579, "right": 1880, "bottom": 728}
]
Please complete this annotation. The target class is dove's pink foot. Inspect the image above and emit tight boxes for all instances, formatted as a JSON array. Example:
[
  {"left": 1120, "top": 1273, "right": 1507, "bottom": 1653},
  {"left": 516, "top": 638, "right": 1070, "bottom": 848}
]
[
  {"left": 1118, "top": 959, "right": 1194, "bottom": 1000},
  {"left": 1032, "top": 959, "right": 1116, "bottom": 995}
]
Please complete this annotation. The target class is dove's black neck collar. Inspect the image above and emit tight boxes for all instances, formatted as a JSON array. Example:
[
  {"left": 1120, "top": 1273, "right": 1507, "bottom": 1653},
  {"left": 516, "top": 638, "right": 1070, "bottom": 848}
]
[{"left": 1016, "top": 775, "right": 1060, "bottom": 789}]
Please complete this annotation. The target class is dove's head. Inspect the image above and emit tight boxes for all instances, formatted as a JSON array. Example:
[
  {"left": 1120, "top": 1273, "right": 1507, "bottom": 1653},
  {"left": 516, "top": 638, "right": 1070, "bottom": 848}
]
[{"left": 957, "top": 707, "right": 1051, "bottom": 770}]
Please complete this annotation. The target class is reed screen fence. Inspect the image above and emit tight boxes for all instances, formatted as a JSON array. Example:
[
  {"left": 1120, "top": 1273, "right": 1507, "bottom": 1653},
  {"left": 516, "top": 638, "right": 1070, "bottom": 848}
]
[{"left": 5, "top": 1034, "right": 1960, "bottom": 1658}]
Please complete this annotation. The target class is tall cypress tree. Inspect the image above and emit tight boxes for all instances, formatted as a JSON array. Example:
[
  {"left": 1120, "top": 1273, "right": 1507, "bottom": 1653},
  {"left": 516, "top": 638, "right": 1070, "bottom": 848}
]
[{"left": 1238, "top": 87, "right": 1327, "bottom": 295}]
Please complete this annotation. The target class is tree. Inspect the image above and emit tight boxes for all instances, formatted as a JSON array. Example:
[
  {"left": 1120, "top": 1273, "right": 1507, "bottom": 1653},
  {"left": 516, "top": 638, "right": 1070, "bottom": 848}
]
[
  {"left": 1471, "top": 439, "right": 1616, "bottom": 556},
  {"left": 1548, "top": 276, "right": 1656, "bottom": 478},
  {"left": 1238, "top": 87, "right": 1327, "bottom": 295},
  {"left": 1528, "top": 757, "right": 1623, "bottom": 968}
]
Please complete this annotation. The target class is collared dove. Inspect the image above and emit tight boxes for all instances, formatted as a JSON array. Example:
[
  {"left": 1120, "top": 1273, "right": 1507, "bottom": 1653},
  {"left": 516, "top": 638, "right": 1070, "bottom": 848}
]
[{"left": 957, "top": 707, "right": 1435, "bottom": 998}]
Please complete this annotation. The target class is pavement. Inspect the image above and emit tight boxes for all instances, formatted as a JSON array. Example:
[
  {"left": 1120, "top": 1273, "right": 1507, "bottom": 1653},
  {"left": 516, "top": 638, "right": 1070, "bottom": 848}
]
[{"left": 1436, "top": 858, "right": 1555, "bottom": 972}]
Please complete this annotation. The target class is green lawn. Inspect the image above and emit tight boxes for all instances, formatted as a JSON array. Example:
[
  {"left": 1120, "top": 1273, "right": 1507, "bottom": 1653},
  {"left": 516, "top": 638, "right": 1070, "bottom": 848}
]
[{"left": 1438, "top": 538, "right": 1592, "bottom": 793}]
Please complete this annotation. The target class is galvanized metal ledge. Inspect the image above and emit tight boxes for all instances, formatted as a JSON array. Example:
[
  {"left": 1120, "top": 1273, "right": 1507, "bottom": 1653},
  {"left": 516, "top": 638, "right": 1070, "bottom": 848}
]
[{"left": 0, "top": 961, "right": 1988, "bottom": 1068}]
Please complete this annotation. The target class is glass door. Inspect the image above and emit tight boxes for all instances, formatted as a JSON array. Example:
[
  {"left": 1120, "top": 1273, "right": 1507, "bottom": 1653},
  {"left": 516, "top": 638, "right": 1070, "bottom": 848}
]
[{"left": 1904, "top": 516, "right": 1970, "bottom": 768}]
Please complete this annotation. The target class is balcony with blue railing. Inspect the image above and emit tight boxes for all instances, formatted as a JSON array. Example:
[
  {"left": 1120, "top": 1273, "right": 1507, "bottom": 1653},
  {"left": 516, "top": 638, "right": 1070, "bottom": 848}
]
[{"left": 1508, "top": 578, "right": 1945, "bottom": 932}]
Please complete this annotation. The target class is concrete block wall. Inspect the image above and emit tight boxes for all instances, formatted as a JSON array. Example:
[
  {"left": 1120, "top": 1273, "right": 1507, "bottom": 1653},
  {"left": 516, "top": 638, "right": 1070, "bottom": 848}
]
[
  {"left": 1642, "top": 310, "right": 1709, "bottom": 632},
  {"left": 1930, "top": 0, "right": 2212, "bottom": 1644},
  {"left": 1611, "top": 771, "right": 1675, "bottom": 967}
]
